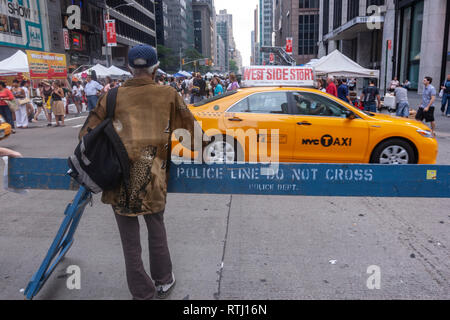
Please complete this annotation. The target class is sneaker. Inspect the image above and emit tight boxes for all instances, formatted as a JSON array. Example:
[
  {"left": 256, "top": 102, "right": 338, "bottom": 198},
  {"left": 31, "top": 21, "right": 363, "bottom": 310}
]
[{"left": 156, "top": 273, "right": 176, "bottom": 299}]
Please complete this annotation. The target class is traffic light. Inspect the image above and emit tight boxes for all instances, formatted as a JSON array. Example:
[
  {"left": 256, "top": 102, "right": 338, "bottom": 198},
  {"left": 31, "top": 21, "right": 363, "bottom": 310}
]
[
  {"left": 205, "top": 58, "right": 209, "bottom": 65},
  {"left": 182, "top": 59, "right": 185, "bottom": 65}
]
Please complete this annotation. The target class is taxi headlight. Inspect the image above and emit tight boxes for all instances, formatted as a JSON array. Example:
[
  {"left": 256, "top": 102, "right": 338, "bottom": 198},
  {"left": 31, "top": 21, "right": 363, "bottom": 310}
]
[{"left": 417, "top": 129, "right": 433, "bottom": 138}]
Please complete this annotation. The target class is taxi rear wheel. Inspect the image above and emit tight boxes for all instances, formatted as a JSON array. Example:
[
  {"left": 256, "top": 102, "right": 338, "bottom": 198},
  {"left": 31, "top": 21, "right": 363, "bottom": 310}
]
[
  {"left": 370, "top": 139, "right": 416, "bottom": 164},
  {"left": 203, "top": 136, "right": 241, "bottom": 164}
]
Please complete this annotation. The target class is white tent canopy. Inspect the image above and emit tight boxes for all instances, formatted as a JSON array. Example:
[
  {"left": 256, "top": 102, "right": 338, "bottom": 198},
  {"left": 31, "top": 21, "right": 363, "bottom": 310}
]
[
  {"left": 0, "top": 50, "right": 29, "bottom": 73},
  {"left": 306, "top": 50, "right": 379, "bottom": 79},
  {"left": 107, "top": 65, "right": 131, "bottom": 77},
  {"left": 73, "top": 64, "right": 112, "bottom": 79}
]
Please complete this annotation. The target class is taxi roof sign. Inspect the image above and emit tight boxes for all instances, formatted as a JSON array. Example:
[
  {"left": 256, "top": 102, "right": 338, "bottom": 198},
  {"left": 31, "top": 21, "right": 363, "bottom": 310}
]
[{"left": 242, "top": 66, "right": 315, "bottom": 88}]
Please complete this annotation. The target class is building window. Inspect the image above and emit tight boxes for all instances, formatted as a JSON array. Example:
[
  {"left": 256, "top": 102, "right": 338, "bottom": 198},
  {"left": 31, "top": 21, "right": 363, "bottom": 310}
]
[
  {"left": 367, "top": 0, "right": 385, "bottom": 10},
  {"left": 333, "top": 0, "right": 342, "bottom": 29},
  {"left": 399, "top": 0, "right": 424, "bottom": 90},
  {"left": 299, "top": 0, "right": 319, "bottom": 9},
  {"left": 322, "top": 0, "right": 329, "bottom": 36},
  {"left": 298, "top": 14, "right": 319, "bottom": 56},
  {"left": 347, "top": 0, "right": 359, "bottom": 21}
]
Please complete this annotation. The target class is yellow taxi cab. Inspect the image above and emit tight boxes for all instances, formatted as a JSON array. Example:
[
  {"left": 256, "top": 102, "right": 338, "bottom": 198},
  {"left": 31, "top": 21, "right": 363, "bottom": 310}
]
[
  {"left": 172, "top": 66, "right": 438, "bottom": 165},
  {"left": 0, "top": 115, "right": 12, "bottom": 140}
]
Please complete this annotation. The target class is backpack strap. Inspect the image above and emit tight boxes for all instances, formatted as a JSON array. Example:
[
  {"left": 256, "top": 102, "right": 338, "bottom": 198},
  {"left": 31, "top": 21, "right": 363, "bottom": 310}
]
[{"left": 106, "top": 87, "right": 119, "bottom": 119}]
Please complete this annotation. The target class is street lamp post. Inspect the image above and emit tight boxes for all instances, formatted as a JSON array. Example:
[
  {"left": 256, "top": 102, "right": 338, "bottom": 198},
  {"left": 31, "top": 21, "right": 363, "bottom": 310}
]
[{"left": 104, "top": 2, "right": 136, "bottom": 67}]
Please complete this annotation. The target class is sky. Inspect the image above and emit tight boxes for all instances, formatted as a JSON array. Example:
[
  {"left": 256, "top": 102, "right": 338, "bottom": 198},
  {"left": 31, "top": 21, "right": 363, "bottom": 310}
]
[{"left": 214, "top": 0, "right": 258, "bottom": 67}]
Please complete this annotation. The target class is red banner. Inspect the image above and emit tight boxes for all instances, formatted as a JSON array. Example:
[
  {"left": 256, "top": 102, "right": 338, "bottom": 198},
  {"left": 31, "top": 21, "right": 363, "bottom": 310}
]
[
  {"left": 106, "top": 20, "right": 117, "bottom": 47},
  {"left": 286, "top": 38, "right": 293, "bottom": 54}
]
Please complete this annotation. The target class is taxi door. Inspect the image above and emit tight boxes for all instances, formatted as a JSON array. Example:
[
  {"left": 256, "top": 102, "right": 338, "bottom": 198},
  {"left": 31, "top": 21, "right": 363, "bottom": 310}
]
[
  {"left": 222, "top": 91, "right": 296, "bottom": 162},
  {"left": 291, "top": 91, "right": 370, "bottom": 162}
]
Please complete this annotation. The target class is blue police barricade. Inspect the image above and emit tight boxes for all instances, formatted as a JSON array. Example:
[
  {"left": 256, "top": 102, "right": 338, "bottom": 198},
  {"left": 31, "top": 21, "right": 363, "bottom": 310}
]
[{"left": 7, "top": 158, "right": 450, "bottom": 299}]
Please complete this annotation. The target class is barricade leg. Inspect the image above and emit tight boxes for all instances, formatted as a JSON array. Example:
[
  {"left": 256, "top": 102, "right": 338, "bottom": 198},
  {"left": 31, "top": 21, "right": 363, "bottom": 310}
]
[{"left": 24, "top": 187, "right": 92, "bottom": 300}]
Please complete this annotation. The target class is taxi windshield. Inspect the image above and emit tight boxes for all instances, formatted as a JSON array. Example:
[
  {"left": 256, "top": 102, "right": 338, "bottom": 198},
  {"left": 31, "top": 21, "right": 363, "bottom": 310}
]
[{"left": 192, "top": 90, "right": 238, "bottom": 107}]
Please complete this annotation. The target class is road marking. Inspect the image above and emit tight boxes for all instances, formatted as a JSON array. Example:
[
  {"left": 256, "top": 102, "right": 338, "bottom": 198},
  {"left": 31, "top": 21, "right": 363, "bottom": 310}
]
[{"left": 72, "top": 124, "right": 83, "bottom": 128}]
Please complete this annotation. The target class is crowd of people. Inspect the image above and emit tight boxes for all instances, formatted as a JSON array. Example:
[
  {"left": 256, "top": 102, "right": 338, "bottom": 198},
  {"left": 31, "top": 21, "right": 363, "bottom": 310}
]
[
  {"left": 0, "top": 74, "right": 126, "bottom": 133},
  {"left": 154, "top": 72, "right": 240, "bottom": 104}
]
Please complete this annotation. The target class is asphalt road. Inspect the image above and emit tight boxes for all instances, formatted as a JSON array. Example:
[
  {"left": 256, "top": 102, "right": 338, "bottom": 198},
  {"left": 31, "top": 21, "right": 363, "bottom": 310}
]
[{"left": 0, "top": 112, "right": 449, "bottom": 300}]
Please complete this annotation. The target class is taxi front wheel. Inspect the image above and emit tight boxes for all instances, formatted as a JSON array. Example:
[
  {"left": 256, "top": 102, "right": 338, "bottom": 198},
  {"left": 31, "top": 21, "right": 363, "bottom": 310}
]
[
  {"left": 370, "top": 139, "right": 416, "bottom": 165},
  {"left": 203, "top": 135, "right": 243, "bottom": 164}
]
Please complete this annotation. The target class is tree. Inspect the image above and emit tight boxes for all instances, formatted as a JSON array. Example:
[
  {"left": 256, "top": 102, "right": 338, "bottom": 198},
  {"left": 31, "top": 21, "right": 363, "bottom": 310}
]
[
  {"left": 229, "top": 59, "right": 238, "bottom": 73},
  {"left": 157, "top": 45, "right": 178, "bottom": 73}
]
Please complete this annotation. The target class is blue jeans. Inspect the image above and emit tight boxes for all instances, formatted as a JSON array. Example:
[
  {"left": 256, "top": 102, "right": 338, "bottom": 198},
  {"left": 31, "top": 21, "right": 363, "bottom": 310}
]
[
  {"left": 396, "top": 102, "right": 409, "bottom": 118},
  {"left": 442, "top": 93, "right": 449, "bottom": 115},
  {"left": 364, "top": 102, "right": 377, "bottom": 113},
  {"left": 0, "top": 105, "right": 14, "bottom": 128},
  {"left": 87, "top": 95, "right": 99, "bottom": 111}
]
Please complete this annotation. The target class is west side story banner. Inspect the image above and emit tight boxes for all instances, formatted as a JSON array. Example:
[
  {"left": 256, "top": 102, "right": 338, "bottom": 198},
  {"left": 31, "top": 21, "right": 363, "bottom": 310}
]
[{"left": 0, "top": 0, "right": 44, "bottom": 51}]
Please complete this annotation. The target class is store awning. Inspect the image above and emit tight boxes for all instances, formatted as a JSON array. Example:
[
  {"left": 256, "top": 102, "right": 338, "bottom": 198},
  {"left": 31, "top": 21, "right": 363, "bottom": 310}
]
[{"left": 323, "top": 15, "right": 384, "bottom": 41}]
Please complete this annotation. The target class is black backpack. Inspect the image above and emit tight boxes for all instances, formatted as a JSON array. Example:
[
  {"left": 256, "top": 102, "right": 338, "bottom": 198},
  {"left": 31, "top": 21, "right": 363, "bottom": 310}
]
[{"left": 68, "top": 87, "right": 130, "bottom": 195}]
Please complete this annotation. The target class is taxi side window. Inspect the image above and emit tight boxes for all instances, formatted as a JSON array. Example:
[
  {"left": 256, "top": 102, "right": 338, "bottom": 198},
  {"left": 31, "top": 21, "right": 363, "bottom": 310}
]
[
  {"left": 228, "top": 92, "right": 289, "bottom": 114},
  {"left": 248, "top": 92, "right": 289, "bottom": 114},
  {"left": 228, "top": 98, "right": 249, "bottom": 113},
  {"left": 292, "top": 92, "right": 348, "bottom": 118}
]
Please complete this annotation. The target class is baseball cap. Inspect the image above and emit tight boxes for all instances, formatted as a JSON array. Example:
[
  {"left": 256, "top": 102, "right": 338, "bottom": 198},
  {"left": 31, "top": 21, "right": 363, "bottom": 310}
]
[{"left": 128, "top": 44, "right": 158, "bottom": 68}]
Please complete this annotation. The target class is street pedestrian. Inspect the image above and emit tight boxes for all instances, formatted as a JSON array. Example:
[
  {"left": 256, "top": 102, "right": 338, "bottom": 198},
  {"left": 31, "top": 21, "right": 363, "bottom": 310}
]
[
  {"left": 360, "top": 79, "right": 381, "bottom": 113},
  {"left": 416, "top": 76, "right": 437, "bottom": 137},
  {"left": 103, "top": 76, "right": 113, "bottom": 93},
  {"left": 317, "top": 79, "right": 326, "bottom": 92},
  {"left": 21, "top": 80, "right": 34, "bottom": 123},
  {"left": 389, "top": 76, "right": 400, "bottom": 92},
  {"left": 72, "top": 81, "right": 83, "bottom": 115},
  {"left": 337, "top": 79, "right": 350, "bottom": 103},
  {"left": 394, "top": 84, "right": 409, "bottom": 118},
  {"left": 227, "top": 73, "right": 240, "bottom": 91},
  {"left": 32, "top": 83, "right": 45, "bottom": 122},
  {"left": 440, "top": 74, "right": 450, "bottom": 117},
  {"left": 40, "top": 81, "right": 53, "bottom": 126},
  {"left": 11, "top": 80, "right": 28, "bottom": 129},
  {"left": 403, "top": 79, "right": 411, "bottom": 90},
  {"left": 0, "top": 81, "right": 15, "bottom": 132},
  {"left": 79, "top": 44, "right": 203, "bottom": 300},
  {"left": 191, "top": 73, "right": 206, "bottom": 104},
  {"left": 51, "top": 81, "right": 65, "bottom": 127},
  {"left": 326, "top": 76, "right": 338, "bottom": 97},
  {"left": 84, "top": 74, "right": 103, "bottom": 112},
  {"left": 212, "top": 76, "right": 224, "bottom": 96}
]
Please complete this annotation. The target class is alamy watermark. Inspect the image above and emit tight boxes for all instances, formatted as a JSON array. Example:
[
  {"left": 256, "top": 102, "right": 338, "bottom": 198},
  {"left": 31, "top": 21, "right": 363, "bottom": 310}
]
[
  {"left": 366, "top": 265, "right": 381, "bottom": 290},
  {"left": 366, "top": 5, "right": 386, "bottom": 30},
  {"left": 66, "top": 265, "right": 81, "bottom": 290}
]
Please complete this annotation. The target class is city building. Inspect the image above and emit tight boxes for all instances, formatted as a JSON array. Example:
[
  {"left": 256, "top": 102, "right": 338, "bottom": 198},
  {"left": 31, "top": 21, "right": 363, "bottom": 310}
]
[
  {"left": 0, "top": 0, "right": 63, "bottom": 60},
  {"left": 259, "top": 0, "right": 274, "bottom": 64},
  {"left": 165, "top": 0, "right": 192, "bottom": 54},
  {"left": 319, "top": 0, "right": 449, "bottom": 93},
  {"left": 192, "top": 0, "right": 216, "bottom": 63},
  {"left": 274, "top": 0, "right": 320, "bottom": 65},
  {"left": 60, "top": 0, "right": 105, "bottom": 70},
  {"left": 216, "top": 9, "right": 234, "bottom": 72},
  {"left": 252, "top": 5, "right": 261, "bottom": 65},
  {"left": 216, "top": 33, "right": 226, "bottom": 72},
  {"left": 393, "top": 0, "right": 449, "bottom": 92},
  {"left": 104, "top": 0, "right": 156, "bottom": 67},
  {"left": 155, "top": 0, "right": 169, "bottom": 46}
]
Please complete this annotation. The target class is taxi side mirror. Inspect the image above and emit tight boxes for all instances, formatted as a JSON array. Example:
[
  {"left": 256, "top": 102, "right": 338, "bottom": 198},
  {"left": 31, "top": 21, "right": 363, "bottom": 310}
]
[{"left": 345, "top": 110, "right": 356, "bottom": 120}]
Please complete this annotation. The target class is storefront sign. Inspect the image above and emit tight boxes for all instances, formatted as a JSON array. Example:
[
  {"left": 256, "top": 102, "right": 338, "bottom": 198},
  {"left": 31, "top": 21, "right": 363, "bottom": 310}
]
[
  {"left": 0, "top": 0, "right": 44, "bottom": 50},
  {"left": 106, "top": 20, "right": 117, "bottom": 47},
  {"left": 26, "top": 50, "right": 67, "bottom": 80},
  {"left": 242, "top": 66, "right": 315, "bottom": 87}
]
